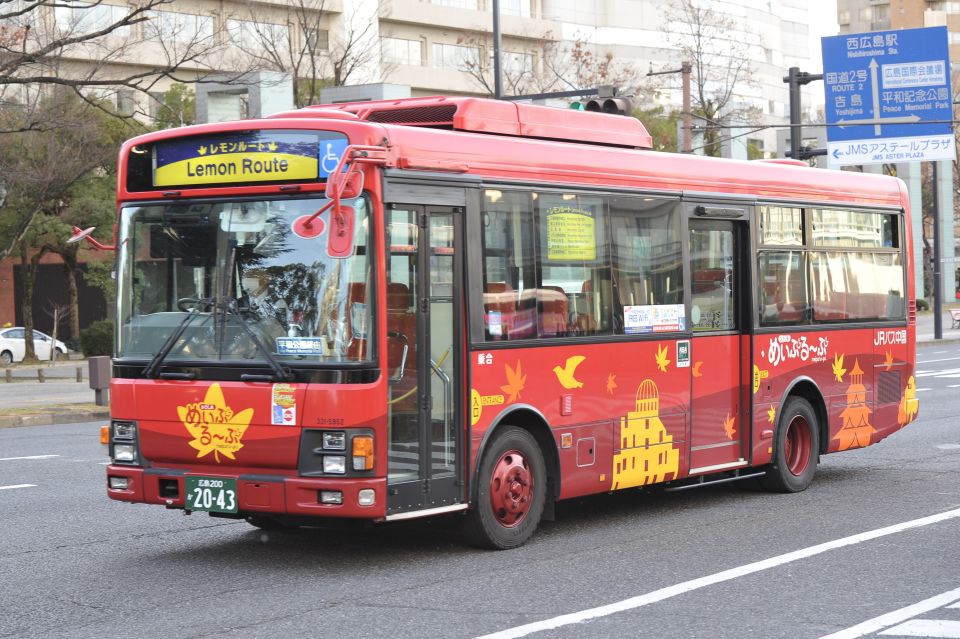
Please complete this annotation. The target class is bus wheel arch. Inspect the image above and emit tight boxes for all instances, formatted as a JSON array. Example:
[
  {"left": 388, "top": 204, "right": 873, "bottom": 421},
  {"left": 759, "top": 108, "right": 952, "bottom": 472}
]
[
  {"left": 763, "top": 379, "right": 825, "bottom": 493},
  {"left": 466, "top": 407, "right": 559, "bottom": 548},
  {"left": 779, "top": 378, "right": 829, "bottom": 456}
]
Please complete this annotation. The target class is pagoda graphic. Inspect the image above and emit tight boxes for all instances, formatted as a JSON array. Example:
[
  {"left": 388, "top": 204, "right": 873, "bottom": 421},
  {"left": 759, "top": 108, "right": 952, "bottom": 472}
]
[
  {"left": 835, "top": 359, "right": 876, "bottom": 451},
  {"left": 612, "top": 379, "right": 680, "bottom": 489},
  {"left": 898, "top": 375, "right": 919, "bottom": 426}
]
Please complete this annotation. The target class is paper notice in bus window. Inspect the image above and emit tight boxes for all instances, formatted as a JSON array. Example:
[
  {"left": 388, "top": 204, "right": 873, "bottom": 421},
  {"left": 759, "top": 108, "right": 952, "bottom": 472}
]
[
  {"left": 624, "top": 305, "right": 685, "bottom": 334},
  {"left": 487, "top": 311, "right": 503, "bottom": 337},
  {"left": 276, "top": 337, "right": 327, "bottom": 356},
  {"left": 545, "top": 207, "right": 596, "bottom": 261}
]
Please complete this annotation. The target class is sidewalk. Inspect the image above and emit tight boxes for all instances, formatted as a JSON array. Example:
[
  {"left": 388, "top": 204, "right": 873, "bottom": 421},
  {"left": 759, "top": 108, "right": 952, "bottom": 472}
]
[{"left": 0, "top": 356, "right": 109, "bottom": 428}]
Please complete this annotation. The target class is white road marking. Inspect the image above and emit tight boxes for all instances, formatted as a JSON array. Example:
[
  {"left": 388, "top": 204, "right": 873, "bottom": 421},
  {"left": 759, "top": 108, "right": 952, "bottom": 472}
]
[
  {"left": 0, "top": 454, "right": 59, "bottom": 461},
  {"left": 819, "top": 587, "right": 960, "bottom": 639},
  {"left": 879, "top": 619, "right": 960, "bottom": 637},
  {"left": 916, "top": 388, "right": 932, "bottom": 392},
  {"left": 475, "top": 509, "right": 960, "bottom": 639},
  {"left": 948, "top": 385, "right": 960, "bottom": 388},
  {"left": 936, "top": 444, "right": 960, "bottom": 450},
  {"left": 917, "top": 356, "right": 960, "bottom": 365},
  {"left": 0, "top": 484, "right": 37, "bottom": 491},
  {"left": 917, "top": 368, "right": 960, "bottom": 378}
]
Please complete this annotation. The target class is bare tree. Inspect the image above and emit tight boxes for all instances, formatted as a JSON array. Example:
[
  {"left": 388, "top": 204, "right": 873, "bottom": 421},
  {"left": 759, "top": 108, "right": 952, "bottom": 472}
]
[
  {"left": 0, "top": 0, "right": 226, "bottom": 130},
  {"left": 660, "top": 0, "right": 761, "bottom": 156},
  {"left": 226, "top": 0, "right": 385, "bottom": 107},
  {"left": 457, "top": 33, "right": 639, "bottom": 98}
]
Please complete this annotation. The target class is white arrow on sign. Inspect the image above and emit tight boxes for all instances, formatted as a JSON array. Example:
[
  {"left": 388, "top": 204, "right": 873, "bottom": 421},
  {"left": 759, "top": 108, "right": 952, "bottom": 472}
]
[
  {"left": 837, "top": 115, "right": 922, "bottom": 126},
  {"left": 870, "top": 58, "right": 880, "bottom": 134}
]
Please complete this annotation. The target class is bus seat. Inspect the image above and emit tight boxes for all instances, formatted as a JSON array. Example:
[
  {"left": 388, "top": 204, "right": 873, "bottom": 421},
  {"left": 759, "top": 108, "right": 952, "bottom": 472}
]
[
  {"left": 484, "top": 282, "right": 516, "bottom": 339},
  {"left": 538, "top": 286, "right": 568, "bottom": 337}
]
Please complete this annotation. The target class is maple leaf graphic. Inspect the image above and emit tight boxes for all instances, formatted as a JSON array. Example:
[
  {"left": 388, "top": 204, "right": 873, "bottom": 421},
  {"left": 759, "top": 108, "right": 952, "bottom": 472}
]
[
  {"left": 500, "top": 360, "right": 526, "bottom": 403},
  {"left": 767, "top": 404, "right": 776, "bottom": 424},
  {"left": 197, "top": 146, "right": 207, "bottom": 156},
  {"left": 884, "top": 351, "right": 894, "bottom": 371},
  {"left": 692, "top": 361, "right": 703, "bottom": 378},
  {"left": 832, "top": 353, "right": 847, "bottom": 383},
  {"left": 655, "top": 344, "right": 670, "bottom": 373},
  {"left": 606, "top": 373, "right": 617, "bottom": 395},
  {"left": 178, "top": 384, "right": 254, "bottom": 463},
  {"left": 723, "top": 413, "right": 736, "bottom": 439}
]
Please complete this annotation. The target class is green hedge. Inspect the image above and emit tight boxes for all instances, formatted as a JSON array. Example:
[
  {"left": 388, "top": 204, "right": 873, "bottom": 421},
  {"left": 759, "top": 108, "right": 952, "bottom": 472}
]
[{"left": 80, "top": 320, "right": 113, "bottom": 357}]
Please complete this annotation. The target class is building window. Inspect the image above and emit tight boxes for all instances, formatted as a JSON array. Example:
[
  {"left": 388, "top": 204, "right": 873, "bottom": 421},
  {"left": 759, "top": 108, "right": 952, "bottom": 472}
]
[
  {"left": 431, "top": 0, "right": 479, "bottom": 8},
  {"left": 432, "top": 42, "right": 479, "bottom": 70},
  {"left": 145, "top": 10, "right": 213, "bottom": 43},
  {"left": 501, "top": 51, "right": 534, "bottom": 75},
  {"left": 838, "top": 10, "right": 850, "bottom": 25},
  {"left": 304, "top": 27, "right": 328, "bottom": 51},
  {"left": 55, "top": 1, "right": 130, "bottom": 38},
  {"left": 227, "top": 19, "right": 290, "bottom": 53},
  {"left": 499, "top": 0, "right": 532, "bottom": 18},
  {"left": 382, "top": 37, "right": 422, "bottom": 66}
]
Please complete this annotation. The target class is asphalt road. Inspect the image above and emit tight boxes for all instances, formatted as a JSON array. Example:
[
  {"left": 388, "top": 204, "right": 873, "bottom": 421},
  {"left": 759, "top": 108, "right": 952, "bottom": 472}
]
[{"left": 1, "top": 342, "right": 958, "bottom": 639}]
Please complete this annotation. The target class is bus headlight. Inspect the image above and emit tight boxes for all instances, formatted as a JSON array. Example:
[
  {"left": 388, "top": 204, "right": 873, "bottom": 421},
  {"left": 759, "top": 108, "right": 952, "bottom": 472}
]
[
  {"left": 113, "top": 444, "right": 136, "bottom": 463},
  {"left": 323, "top": 455, "right": 346, "bottom": 474}
]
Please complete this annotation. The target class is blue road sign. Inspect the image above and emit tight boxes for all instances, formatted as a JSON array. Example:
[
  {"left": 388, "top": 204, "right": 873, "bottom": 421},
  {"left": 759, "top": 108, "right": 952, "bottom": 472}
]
[{"left": 821, "top": 26, "right": 955, "bottom": 167}]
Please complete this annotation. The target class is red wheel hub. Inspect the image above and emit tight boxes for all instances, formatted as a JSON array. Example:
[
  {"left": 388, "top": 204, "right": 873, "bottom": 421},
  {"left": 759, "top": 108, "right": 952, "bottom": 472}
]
[
  {"left": 784, "top": 415, "right": 812, "bottom": 476},
  {"left": 489, "top": 450, "right": 533, "bottom": 528}
]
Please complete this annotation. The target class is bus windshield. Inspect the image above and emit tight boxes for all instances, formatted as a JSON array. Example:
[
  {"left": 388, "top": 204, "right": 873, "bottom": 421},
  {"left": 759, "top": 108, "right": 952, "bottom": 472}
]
[{"left": 115, "top": 196, "right": 373, "bottom": 366}]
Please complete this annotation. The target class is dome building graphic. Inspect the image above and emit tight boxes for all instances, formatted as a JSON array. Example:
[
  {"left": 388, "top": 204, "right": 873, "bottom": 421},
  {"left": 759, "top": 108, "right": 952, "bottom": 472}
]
[
  {"left": 613, "top": 380, "right": 680, "bottom": 490},
  {"left": 835, "top": 359, "right": 876, "bottom": 451}
]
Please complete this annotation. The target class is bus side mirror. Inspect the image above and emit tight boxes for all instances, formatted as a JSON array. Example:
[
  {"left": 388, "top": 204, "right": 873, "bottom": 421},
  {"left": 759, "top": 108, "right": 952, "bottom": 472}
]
[
  {"left": 327, "top": 205, "right": 355, "bottom": 258},
  {"left": 67, "top": 226, "right": 115, "bottom": 251}
]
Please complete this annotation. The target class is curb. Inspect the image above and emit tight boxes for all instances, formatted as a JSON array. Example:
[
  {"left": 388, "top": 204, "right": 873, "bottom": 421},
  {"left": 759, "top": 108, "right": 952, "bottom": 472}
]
[{"left": 0, "top": 410, "right": 110, "bottom": 429}]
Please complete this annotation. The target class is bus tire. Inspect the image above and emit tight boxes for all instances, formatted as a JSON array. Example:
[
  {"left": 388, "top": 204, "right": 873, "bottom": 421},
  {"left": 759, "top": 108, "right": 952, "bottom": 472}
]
[
  {"left": 464, "top": 426, "right": 546, "bottom": 550},
  {"left": 761, "top": 396, "right": 820, "bottom": 493}
]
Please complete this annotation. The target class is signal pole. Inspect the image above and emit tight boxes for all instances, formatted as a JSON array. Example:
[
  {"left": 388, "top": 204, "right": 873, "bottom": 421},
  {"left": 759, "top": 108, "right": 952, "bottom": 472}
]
[
  {"left": 782, "top": 67, "right": 823, "bottom": 160},
  {"left": 646, "top": 62, "right": 692, "bottom": 153},
  {"left": 492, "top": 0, "right": 502, "bottom": 99}
]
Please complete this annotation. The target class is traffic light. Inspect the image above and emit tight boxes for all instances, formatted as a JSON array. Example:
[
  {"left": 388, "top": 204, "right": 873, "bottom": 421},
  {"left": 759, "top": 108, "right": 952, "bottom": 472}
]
[
  {"left": 569, "top": 101, "right": 585, "bottom": 110},
  {"left": 583, "top": 97, "right": 633, "bottom": 115}
]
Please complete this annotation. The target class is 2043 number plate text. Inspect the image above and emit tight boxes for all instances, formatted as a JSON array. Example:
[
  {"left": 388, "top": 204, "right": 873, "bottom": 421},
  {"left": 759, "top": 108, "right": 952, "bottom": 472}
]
[{"left": 185, "top": 476, "right": 238, "bottom": 514}]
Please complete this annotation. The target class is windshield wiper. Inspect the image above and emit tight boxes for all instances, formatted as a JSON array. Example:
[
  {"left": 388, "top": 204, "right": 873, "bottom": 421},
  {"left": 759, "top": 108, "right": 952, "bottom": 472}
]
[
  {"left": 143, "top": 298, "right": 213, "bottom": 379},
  {"left": 222, "top": 300, "right": 293, "bottom": 382}
]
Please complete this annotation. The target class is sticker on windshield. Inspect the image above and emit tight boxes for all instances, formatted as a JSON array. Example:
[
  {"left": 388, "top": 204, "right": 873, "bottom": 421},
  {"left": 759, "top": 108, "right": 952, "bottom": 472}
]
[
  {"left": 276, "top": 337, "right": 327, "bottom": 356},
  {"left": 271, "top": 383, "right": 297, "bottom": 426}
]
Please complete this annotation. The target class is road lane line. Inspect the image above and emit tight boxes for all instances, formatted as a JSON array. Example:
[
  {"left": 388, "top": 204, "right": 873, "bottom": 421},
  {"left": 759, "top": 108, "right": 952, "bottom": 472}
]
[
  {"left": 917, "top": 356, "right": 960, "bottom": 365},
  {"left": 821, "top": 587, "right": 960, "bottom": 639},
  {"left": 0, "top": 455, "right": 59, "bottom": 462},
  {"left": 879, "top": 619, "right": 960, "bottom": 637},
  {"left": 0, "top": 484, "right": 37, "bottom": 491},
  {"left": 476, "top": 508, "right": 960, "bottom": 639}
]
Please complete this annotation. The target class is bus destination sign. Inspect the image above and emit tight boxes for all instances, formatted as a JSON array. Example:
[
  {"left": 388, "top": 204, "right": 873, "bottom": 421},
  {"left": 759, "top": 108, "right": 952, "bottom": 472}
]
[{"left": 153, "top": 131, "right": 347, "bottom": 187}]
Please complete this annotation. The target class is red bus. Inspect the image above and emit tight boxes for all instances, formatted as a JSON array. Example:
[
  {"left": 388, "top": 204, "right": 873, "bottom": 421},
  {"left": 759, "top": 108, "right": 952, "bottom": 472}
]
[{"left": 101, "top": 96, "right": 919, "bottom": 548}]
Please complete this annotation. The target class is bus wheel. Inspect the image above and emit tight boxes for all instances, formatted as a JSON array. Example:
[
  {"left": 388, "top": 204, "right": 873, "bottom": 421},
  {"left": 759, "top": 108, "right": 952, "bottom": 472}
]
[
  {"left": 761, "top": 396, "right": 820, "bottom": 493},
  {"left": 464, "top": 426, "right": 546, "bottom": 550}
]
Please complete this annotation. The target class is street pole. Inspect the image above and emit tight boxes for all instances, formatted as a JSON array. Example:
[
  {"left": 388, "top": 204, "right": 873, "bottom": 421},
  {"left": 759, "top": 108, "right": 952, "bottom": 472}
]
[
  {"left": 681, "top": 61, "right": 692, "bottom": 154},
  {"left": 492, "top": 0, "right": 502, "bottom": 100},
  {"left": 782, "top": 67, "right": 823, "bottom": 160},
  {"left": 933, "top": 160, "right": 943, "bottom": 340},
  {"left": 647, "top": 62, "right": 692, "bottom": 153}
]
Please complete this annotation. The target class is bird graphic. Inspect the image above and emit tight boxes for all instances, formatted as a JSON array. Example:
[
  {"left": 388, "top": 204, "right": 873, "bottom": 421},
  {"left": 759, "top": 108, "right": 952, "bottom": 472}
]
[{"left": 553, "top": 355, "right": 586, "bottom": 389}]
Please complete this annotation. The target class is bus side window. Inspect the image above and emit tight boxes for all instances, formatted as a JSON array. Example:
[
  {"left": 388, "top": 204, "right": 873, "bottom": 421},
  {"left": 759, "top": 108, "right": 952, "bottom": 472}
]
[{"left": 483, "top": 282, "right": 516, "bottom": 340}]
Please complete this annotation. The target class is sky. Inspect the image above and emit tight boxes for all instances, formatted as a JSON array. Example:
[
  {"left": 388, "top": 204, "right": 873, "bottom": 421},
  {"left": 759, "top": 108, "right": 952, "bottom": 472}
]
[{"left": 809, "top": 0, "right": 840, "bottom": 71}]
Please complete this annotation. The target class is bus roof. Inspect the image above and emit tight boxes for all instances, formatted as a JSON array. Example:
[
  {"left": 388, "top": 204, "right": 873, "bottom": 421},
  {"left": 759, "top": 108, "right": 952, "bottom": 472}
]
[{"left": 122, "top": 97, "right": 906, "bottom": 209}]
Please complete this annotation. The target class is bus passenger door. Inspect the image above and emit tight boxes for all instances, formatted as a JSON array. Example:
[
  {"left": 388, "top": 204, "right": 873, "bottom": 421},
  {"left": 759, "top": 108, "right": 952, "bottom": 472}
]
[
  {"left": 688, "top": 216, "right": 750, "bottom": 474},
  {"left": 385, "top": 204, "right": 462, "bottom": 515}
]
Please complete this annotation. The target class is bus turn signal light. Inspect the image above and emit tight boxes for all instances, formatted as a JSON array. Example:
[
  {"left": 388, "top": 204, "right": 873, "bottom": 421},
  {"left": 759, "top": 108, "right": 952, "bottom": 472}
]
[
  {"left": 352, "top": 436, "right": 374, "bottom": 471},
  {"left": 100, "top": 425, "right": 109, "bottom": 444}
]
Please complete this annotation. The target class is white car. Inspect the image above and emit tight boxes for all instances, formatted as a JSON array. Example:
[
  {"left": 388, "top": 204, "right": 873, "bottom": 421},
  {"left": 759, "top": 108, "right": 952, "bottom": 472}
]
[{"left": 0, "top": 327, "right": 68, "bottom": 365}]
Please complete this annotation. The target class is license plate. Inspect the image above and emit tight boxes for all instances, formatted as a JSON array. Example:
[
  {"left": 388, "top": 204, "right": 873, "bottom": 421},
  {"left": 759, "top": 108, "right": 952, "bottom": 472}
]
[{"left": 184, "top": 476, "right": 238, "bottom": 514}]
